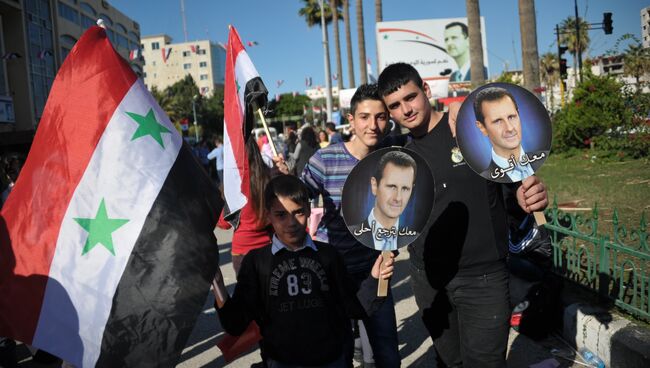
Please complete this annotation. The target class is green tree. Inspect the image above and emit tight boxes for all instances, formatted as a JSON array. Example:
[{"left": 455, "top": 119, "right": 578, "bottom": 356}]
[
  {"left": 552, "top": 73, "right": 630, "bottom": 151},
  {"left": 201, "top": 85, "right": 224, "bottom": 136},
  {"left": 559, "top": 16, "right": 590, "bottom": 74},
  {"left": 268, "top": 93, "right": 312, "bottom": 118},
  {"left": 623, "top": 42, "right": 650, "bottom": 87},
  {"left": 539, "top": 52, "right": 559, "bottom": 110}
]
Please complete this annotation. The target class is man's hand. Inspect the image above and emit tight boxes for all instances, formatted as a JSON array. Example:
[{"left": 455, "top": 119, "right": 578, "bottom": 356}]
[
  {"left": 448, "top": 101, "right": 462, "bottom": 138},
  {"left": 516, "top": 175, "right": 548, "bottom": 213},
  {"left": 272, "top": 154, "right": 290, "bottom": 175},
  {"left": 371, "top": 252, "right": 395, "bottom": 280}
]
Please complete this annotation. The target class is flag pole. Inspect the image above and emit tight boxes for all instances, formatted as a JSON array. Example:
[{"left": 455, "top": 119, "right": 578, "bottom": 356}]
[{"left": 256, "top": 108, "right": 278, "bottom": 157}]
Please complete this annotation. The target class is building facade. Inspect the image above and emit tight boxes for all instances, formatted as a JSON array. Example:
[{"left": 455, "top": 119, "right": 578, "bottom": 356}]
[
  {"left": 0, "top": 0, "right": 141, "bottom": 152},
  {"left": 642, "top": 6, "right": 650, "bottom": 49},
  {"left": 141, "top": 34, "right": 225, "bottom": 97}
]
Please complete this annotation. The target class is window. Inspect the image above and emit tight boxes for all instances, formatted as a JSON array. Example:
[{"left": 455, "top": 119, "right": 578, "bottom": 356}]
[
  {"left": 80, "top": 14, "right": 94, "bottom": 29},
  {"left": 199, "top": 61, "right": 207, "bottom": 67},
  {"left": 116, "top": 33, "right": 128, "bottom": 49},
  {"left": 80, "top": 2, "right": 96, "bottom": 16},
  {"left": 197, "top": 49, "right": 206, "bottom": 55},
  {"left": 182, "top": 51, "right": 190, "bottom": 57},
  {"left": 115, "top": 23, "right": 128, "bottom": 34},
  {"left": 183, "top": 63, "right": 191, "bottom": 69},
  {"left": 98, "top": 13, "right": 113, "bottom": 26},
  {"left": 60, "top": 34, "right": 77, "bottom": 48},
  {"left": 58, "top": 2, "right": 78, "bottom": 24},
  {"left": 200, "top": 74, "right": 208, "bottom": 80},
  {"left": 151, "top": 42, "right": 160, "bottom": 50}
]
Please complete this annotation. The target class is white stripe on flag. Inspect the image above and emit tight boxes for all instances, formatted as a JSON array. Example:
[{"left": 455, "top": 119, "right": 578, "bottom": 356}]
[
  {"left": 234, "top": 51, "right": 260, "bottom": 119},
  {"left": 33, "top": 80, "right": 182, "bottom": 368},
  {"left": 222, "top": 122, "right": 247, "bottom": 214}
]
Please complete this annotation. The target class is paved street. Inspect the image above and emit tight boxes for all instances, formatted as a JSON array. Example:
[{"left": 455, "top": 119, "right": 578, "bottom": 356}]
[{"left": 177, "top": 228, "right": 585, "bottom": 368}]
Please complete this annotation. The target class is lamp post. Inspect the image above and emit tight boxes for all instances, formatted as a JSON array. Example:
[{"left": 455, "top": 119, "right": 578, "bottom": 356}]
[{"left": 192, "top": 95, "right": 199, "bottom": 142}]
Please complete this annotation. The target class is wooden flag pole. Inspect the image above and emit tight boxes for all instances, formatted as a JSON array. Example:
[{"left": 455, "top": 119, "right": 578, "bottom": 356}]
[
  {"left": 256, "top": 108, "right": 278, "bottom": 157},
  {"left": 377, "top": 251, "right": 392, "bottom": 297},
  {"left": 533, "top": 211, "right": 547, "bottom": 226}
]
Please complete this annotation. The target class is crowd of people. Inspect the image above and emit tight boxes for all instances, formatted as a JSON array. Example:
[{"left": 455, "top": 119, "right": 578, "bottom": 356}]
[{"left": 212, "top": 62, "right": 549, "bottom": 368}]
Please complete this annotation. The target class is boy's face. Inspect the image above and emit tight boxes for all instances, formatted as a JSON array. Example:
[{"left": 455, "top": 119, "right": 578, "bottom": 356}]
[
  {"left": 267, "top": 195, "right": 310, "bottom": 248},
  {"left": 382, "top": 81, "right": 432, "bottom": 134},
  {"left": 347, "top": 99, "right": 388, "bottom": 148}
]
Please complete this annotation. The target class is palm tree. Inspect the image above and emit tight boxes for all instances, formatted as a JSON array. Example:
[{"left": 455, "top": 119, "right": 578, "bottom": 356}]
[
  {"left": 465, "top": 0, "right": 486, "bottom": 87},
  {"left": 518, "top": 0, "right": 540, "bottom": 93},
  {"left": 559, "top": 16, "right": 590, "bottom": 77},
  {"left": 356, "top": 0, "right": 368, "bottom": 85},
  {"left": 331, "top": 0, "right": 344, "bottom": 89},
  {"left": 539, "top": 52, "right": 559, "bottom": 110},
  {"left": 623, "top": 42, "right": 650, "bottom": 87},
  {"left": 343, "top": 0, "right": 355, "bottom": 87},
  {"left": 298, "top": 0, "right": 334, "bottom": 27}
]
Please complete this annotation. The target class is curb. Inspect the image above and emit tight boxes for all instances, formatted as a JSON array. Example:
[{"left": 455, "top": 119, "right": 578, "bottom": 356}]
[{"left": 562, "top": 302, "right": 650, "bottom": 367}]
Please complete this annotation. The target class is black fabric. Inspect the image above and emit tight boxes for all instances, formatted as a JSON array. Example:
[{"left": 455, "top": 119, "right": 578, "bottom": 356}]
[
  {"left": 406, "top": 113, "right": 510, "bottom": 282},
  {"left": 218, "top": 241, "right": 382, "bottom": 366},
  {"left": 96, "top": 144, "right": 222, "bottom": 368},
  {"left": 243, "top": 77, "right": 269, "bottom": 141}
]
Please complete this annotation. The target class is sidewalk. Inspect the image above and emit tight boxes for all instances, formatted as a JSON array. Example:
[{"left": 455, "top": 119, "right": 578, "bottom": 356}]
[{"left": 176, "top": 228, "right": 586, "bottom": 367}]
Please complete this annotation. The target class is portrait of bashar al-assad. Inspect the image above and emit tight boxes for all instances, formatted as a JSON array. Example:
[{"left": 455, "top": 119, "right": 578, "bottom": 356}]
[
  {"left": 349, "top": 151, "right": 419, "bottom": 251},
  {"left": 473, "top": 86, "right": 548, "bottom": 183}
]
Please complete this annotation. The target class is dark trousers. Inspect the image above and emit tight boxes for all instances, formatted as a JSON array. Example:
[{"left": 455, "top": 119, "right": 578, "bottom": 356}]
[
  {"left": 347, "top": 272, "right": 401, "bottom": 368},
  {"left": 410, "top": 262, "right": 510, "bottom": 368}
]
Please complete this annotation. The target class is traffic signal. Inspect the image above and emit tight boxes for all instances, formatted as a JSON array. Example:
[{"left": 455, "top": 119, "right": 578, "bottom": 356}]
[
  {"left": 603, "top": 12, "right": 613, "bottom": 34},
  {"left": 559, "top": 58, "right": 568, "bottom": 79}
]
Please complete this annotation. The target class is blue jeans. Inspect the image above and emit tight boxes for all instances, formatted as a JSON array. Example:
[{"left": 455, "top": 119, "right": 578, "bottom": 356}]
[
  {"left": 410, "top": 262, "right": 510, "bottom": 368},
  {"left": 348, "top": 272, "right": 401, "bottom": 368}
]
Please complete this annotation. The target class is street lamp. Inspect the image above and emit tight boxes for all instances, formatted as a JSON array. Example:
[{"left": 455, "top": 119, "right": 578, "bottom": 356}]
[{"left": 192, "top": 94, "right": 199, "bottom": 142}]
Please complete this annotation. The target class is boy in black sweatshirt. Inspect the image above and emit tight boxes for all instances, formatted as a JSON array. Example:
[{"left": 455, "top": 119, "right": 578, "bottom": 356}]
[{"left": 214, "top": 175, "right": 394, "bottom": 367}]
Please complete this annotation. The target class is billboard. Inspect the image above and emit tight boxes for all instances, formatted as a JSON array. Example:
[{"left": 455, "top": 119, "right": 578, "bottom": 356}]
[{"left": 376, "top": 17, "right": 489, "bottom": 97}]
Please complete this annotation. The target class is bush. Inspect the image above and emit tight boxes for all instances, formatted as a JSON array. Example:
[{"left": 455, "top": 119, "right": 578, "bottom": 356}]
[{"left": 552, "top": 74, "right": 631, "bottom": 152}]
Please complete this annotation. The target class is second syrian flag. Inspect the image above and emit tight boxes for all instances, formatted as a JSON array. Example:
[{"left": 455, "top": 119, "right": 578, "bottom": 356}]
[
  {"left": 0, "top": 26, "right": 222, "bottom": 367},
  {"left": 222, "top": 25, "right": 268, "bottom": 227}
]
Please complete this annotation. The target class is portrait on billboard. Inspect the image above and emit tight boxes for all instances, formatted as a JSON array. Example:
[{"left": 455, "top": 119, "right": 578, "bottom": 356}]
[
  {"left": 455, "top": 83, "right": 552, "bottom": 183},
  {"left": 443, "top": 21, "right": 488, "bottom": 82},
  {"left": 341, "top": 147, "right": 434, "bottom": 251}
]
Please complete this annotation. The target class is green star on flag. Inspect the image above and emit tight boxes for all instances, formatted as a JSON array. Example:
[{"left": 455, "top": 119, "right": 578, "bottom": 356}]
[
  {"left": 74, "top": 198, "right": 129, "bottom": 256},
  {"left": 126, "top": 108, "right": 171, "bottom": 148},
  {"left": 236, "top": 79, "right": 241, "bottom": 93},
  {"left": 383, "top": 34, "right": 389, "bottom": 40}
]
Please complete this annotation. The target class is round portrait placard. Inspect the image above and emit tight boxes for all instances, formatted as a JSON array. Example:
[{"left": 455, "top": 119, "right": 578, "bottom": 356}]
[
  {"left": 341, "top": 147, "right": 434, "bottom": 251},
  {"left": 455, "top": 82, "right": 552, "bottom": 183}
]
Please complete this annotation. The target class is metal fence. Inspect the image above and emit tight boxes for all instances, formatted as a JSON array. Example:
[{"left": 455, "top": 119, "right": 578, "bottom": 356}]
[{"left": 544, "top": 198, "right": 649, "bottom": 321}]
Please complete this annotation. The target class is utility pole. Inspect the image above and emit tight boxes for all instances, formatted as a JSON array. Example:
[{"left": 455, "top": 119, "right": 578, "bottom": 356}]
[
  {"left": 574, "top": 0, "right": 582, "bottom": 83},
  {"left": 319, "top": 0, "right": 333, "bottom": 124},
  {"left": 180, "top": 0, "right": 188, "bottom": 42}
]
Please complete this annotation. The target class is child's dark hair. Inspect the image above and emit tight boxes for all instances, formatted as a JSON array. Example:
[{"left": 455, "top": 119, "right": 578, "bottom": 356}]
[
  {"left": 350, "top": 83, "right": 383, "bottom": 115},
  {"left": 264, "top": 175, "right": 311, "bottom": 210},
  {"left": 377, "top": 62, "right": 424, "bottom": 97}
]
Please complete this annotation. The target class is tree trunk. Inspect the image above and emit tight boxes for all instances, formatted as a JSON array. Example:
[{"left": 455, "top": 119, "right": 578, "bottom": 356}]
[
  {"left": 356, "top": 0, "right": 368, "bottom": 85},
  {"left": 518, "top": 0, "right": 541, "bottom": 94},
  {"left": 465, "top": 0, "right": 486, "bottom": 87},
  {"left": 331, "top": 0, "right": 344, "bottom": 89},
  {"left": 375, "top": 0, "right": 382, "bottom": 68},
  {"left": 343, "top": 0, "right": 355, "bottom": 88}
]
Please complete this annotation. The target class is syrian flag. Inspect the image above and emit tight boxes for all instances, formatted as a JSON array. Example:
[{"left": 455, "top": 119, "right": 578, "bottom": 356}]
[
  {"left": 161, "top": 47, "right": 172, "bottom": 63},
  {"left": 129, "top": 48, "right": 140, "bottom": 60},
  {"left": 0, "top": 26, "right": 222, "bottom": 367},
  {"left": 222, "top": 25, "right": 268, "bottom": 227}
]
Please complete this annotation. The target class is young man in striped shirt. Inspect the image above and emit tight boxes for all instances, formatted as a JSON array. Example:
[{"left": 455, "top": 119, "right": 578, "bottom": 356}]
[{"left": 301, "top": 84, "right": 401, "bottom": 367}]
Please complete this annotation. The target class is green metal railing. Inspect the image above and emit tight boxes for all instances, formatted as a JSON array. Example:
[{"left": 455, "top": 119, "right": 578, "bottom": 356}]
[{"left": 544, "top": 198, "right": 649, "bottom": 321}]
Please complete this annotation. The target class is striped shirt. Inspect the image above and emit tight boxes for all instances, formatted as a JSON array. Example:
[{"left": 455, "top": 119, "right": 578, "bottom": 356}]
[{"left": 301, "top": 143, "right": 378, "bottom": 274}]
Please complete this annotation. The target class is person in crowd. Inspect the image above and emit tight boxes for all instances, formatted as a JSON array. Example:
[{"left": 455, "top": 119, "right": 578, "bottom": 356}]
[
  {"left": 207, "top": 136, "right": 224, "bottom": 185},
  {"left": 288, "top": 126, "right": 319, "bottom": 177},
  {"left": 285, "top": 130, "right": 298, "bottom": 158},
  {"left": 326, "top": 122, "right": 343, "bottom": 144},
  {"left": 378, "top": 62, "right": 548, "bottom": 368},
  {"left": 319, "top": 130, "right": 330, "bottom": 148},
  {"left": 301, "top": 84, "right": 401, "bottom": 367},
  {"left": 214, "top": 174, "right": 394, "bottom": 367}
]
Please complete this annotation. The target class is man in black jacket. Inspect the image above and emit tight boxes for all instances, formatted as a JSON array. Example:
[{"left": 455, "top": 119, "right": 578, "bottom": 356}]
[
  {"left": 214, "top": 175, "right": 394, "bottom": 367},
  {"left": 378, "top": 63, "right": 548, "bottom": 368}
]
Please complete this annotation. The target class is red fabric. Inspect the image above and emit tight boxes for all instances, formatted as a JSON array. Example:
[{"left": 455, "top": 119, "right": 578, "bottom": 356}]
[
  {"left": 0, "top": 26, "right": 136, "bottom": 343},
  {"left": 230, "top": 200, "right": 271, "bottom": 255},
  {"left": 216, "top": 321, "right": 262, "bottom": 363}
]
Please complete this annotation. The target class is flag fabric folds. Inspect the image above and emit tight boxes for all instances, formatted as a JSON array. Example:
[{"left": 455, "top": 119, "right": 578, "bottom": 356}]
[
  {"left": 221, "top": 25, "right": 268, "bottom": 227},
  {"left": 0, "top": 26, "right": 222, "bottom": 368}
]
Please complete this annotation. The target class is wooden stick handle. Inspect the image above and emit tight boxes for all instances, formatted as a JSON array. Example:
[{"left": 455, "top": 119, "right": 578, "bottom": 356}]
[
  {"left": 256, "top": 108, "right": 278, "bottom": 157},
  {"left": 377, "top": 251, "right": 392, "bottom": 297},
  {"left": 533, "top": 211, "right": 547, "bottom": 226},
  {"left": 212, "top": 268, "right": 228, "bottom": 309}
]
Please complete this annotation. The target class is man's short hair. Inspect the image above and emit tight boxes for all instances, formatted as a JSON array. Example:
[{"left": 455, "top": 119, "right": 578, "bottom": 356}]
[
  {"left": 373, "top": 151, "right": 417, "bottom": 184},
  {"left": 264, "top": 174, "right": 311, "bottom": 210},
  {"left": 377, "top": 63, "right": 424, "bottom": 97},
  {"left": 473, "top": 87, "right": 519, "bottom": 125},
  {"left": 325, "top": 122, "right": 336, "bottom": 132},
  {"left": 445, "top": 22, "right": 469, "bottom": 38},
  {"left": 350, "top": 83, "right": 384, "bottom": 115}
]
